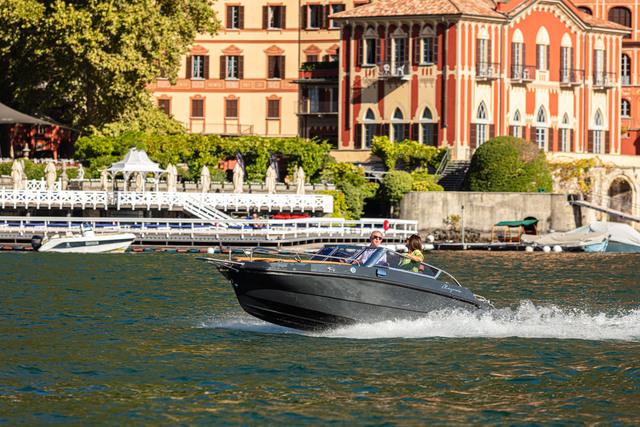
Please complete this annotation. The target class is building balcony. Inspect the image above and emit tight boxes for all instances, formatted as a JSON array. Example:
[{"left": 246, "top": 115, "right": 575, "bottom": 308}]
[
  {"left": 375, "top": 61, "right": 411, "bottom": 80},
  {"left": 559, "top": 68, "right": 584, "bottom": 87},
  {"left": 476, "top": 62, "right": 500, "bottom": 80},
  {"left": 297, "top": 100, "right": 339, "bottom": 115},
  {"left": 298, "top": 61, "right": 339, "bottom": 80},
  {"left": 510, "top": 65, "right": 535, "bottom": 83},
  {"left": 593, "top": 71, "right": 616, "bottom": 89}
]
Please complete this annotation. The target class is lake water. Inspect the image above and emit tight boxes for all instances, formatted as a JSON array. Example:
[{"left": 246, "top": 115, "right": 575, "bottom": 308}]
[{"left": 1, "top": 252, "right": 639, "bottom": 424}]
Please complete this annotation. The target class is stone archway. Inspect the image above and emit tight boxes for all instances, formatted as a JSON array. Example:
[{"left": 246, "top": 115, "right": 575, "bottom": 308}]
[{"left": 608, "top": 176, "right": 634, "bottom": 222}]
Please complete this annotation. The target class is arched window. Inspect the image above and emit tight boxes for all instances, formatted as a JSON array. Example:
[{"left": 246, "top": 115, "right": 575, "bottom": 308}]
[
  {"left": 362, "top": 28, "right": 378, "bottom": 66},
  {"left": 592, "top": 109, "right": 604, "bottom": 153},
  {"left": 476, "top": 28, "right": 490, "bottom": 76},
  {"left": 621, "top": 99, "right": 631, "bottom": 118},
  {"left": 536, "top": 27, "right": 550, "bottom": 71},
  {"left": 511, "top": 110, "right": 523, "bottom": 138},
  {"left": 609, "top": 7, "right": 632, "bottom": 39},
  {"left": 594, "top": 40, "right": 605, "bottom": 85},
  {"left": 621, "top": 54, "right": 631, "bottom": 85},
  {"left": 560, "top": 113, "right": 571, "bottom": 152},
  {"left": 391, "top": 28, "right": 408, "bottom": 71},
  {"left": 391, "top": 108, "right": 406, "bottom": 142},
  {"left": 560, "top": 34, "right": 573, "bottom": 83},
  {"left": 420, "top": 107, "right": 436, "bottom": 146},
  {"left": 475, "top": 103, "right": 489, "bottom": 147},
  {"left": 362, "top": 108, "right": 377, "bottom": 148},
  {"left": 578, "top": 6, "right": 592, "bottom": 15},
  {"left": 511, "top": 30, "right": 525, "bottom": 79},
  {"left": 535, "top": 107, "right": 548, "bottom": 151}
]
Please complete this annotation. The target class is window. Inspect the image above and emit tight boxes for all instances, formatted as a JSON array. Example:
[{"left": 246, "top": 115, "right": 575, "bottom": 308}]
[
  {"left": 560, "top": 46, "right": 572, "bottom": 82},
  {"left": 560, "top": 114, "right": 571, "bottom": 152},
  {"left": 225, "top": 99, "right": 238, "bottom": 119},
  {"left": 264, "top": 5, "right": 285, "bottom": 29},
  {"left": 594, "top": 48, "right": 605, "bottom": 84},
  {"left": 226, "top": 56, "right": 239, "bottom": 79},
  {"left": 158, "top": 99, "right": 171, "bottom": 116},
  {"left": 268, "top": 56, "right": 285, "bottom": 79},
  {"left": 329, "top": 4, "right": 345, "bottom": 29},
  {"left": 307, "top": 5, "right": 323, "bottom": 29},
  {"left": 267, "top": 99, "right": 281, "bottom": 119},
  {"left": 621, "top": 99, "right": 631, "bottom": 118},
  {"left": 535, "top": 107, "right": 547, "bottom": 151},
  {"left": 622, "top": 54, "right": 631, "bottom": 85},
  {"left": 593, "top": 110, "right": 604, "bottom": 153},
  {"left": 363, "top": 30, "right": 377, "bottom": 65},
  {"left": 421, "top": 27, "right": 437, "bottom": 64},
  {"left": 477, "top": 38, "right": 488, "bottom": 66},
  {"left": 363, "top": 109, "right": 376, "bottom": 148},
  {"left": 511, "top": 110, "right": 522, "bottom": 138},
  {"left": 392, "top": 31, "right": 408, "bottom": 70},
  {"left": 391, "top": 108, "right": 405, "bottom": 142},
  {"left": 578, "top": 6, "right": 592, "bottom": 15},
  {"left": 536, "top": 44, "right": 548, "bottom": 71},
  {"left": 512, "top": 42, "right": 523, "bottom": 78},
  {"left": 306, "top": 54, "right": 318, "bottom": 63},
  {"left": 226, "top": 5, "right": 243, "bottom": 29},
  {"left": 192, "top": 55, "right": 206, "bottom": 79},
  {"left": 420, "top": 107, "right": 436, "bottom": 146},
  {"left": 191, "top": 99, "right": 204, "bottom": 118},
  {"left": 476, "top": 103, "right": 488, "bottom": 147},
  {"left": 609, "top": 7, "right": 631, "bottom": 38}
]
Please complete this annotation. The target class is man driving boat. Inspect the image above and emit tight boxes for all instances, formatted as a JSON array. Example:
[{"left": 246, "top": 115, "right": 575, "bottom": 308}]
[{"left": 353, "top": 231, "right": 387, "bottom": 266}]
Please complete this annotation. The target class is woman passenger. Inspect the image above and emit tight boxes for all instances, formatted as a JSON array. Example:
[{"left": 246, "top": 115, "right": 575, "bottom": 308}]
[{"left": 398, "top": 234, "right": 424, "bottom": 272}]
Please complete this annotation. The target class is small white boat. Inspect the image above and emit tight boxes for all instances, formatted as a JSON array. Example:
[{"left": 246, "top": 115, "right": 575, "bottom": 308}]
[
  {"left": 32, "top": 224, "right": 136, "bottom": 253},
  {"left": 521, "top": 231, "right": 609, "bottom": 252}
]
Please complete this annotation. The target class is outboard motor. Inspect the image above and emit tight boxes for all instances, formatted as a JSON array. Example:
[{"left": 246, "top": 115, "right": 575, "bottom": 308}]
[{"left": 31, "top": 235, "right": 44, "bottom": 251}]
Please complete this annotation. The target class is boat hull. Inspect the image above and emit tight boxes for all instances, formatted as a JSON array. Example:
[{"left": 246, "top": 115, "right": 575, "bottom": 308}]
[
  {"left": 36, "top": 233, "right": 136, "bottom": 253},
  {"left": 223, "top": 261, "right": 487, "bottom": 331}
]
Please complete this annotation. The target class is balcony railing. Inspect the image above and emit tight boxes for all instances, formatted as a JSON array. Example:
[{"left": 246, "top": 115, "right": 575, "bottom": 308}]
[
  {"left": 476, "top": 62, "right": 500, "bottom": 80},
  {"left": 559, "top": 68, "right": 584, "bottom": 86},
  {"left": 510, "top": 65, "right": 535, "bottom": 82},
  {"left": 376, "top": 61, "right": 411, "bottom": 79},
  {"left": 593, "top": 71, "right": 616, "bottom": 88},
  {"left": 298, "top": 100, "right": 339, "bottom": 115}
]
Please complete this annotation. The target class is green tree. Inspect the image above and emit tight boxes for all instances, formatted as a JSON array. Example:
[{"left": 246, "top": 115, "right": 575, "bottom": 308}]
[
  {"left": 321, "top": 163, "right": 378, "bottom": 220},
  {"left": 0, "top": 0, "right": 218, "bottom": 130},
  {"left": 371, "top": 136, "right": 445, "bottom": 170},
  {"left": 411, "top": 168, "right": 444, "bottom": 192},
  {"left": 465, "top": 136, "right": 553, "bottom": 192},
  {"left": 381, "top": 170, "right": 413, "bottom": 216}
]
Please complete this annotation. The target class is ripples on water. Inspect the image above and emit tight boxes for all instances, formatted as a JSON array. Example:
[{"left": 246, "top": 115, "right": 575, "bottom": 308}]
[{"left": 1, "top": 252, "right": 639, "bottom": 424}]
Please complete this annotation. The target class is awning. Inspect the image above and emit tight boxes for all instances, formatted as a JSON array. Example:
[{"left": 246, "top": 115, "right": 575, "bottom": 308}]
[
  {"left": 0, "top": 102, "right": 55, "bottom": 125},
  {"left": 495, "top": 219, "right": 539, "bottom": 227}
]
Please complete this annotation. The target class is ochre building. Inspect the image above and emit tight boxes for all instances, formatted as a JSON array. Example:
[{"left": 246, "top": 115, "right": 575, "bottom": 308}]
[
  {"left": 148, "top": 0, "right": 371, "bottom": 145},
  {"left": 332, "top": 0, "right": 629, "bottom": 160}
]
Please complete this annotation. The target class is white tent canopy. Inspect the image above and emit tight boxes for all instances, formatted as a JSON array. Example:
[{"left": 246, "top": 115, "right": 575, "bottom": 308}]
[{"left": 106, "top": 148, "right": 166, "bottom": 191}]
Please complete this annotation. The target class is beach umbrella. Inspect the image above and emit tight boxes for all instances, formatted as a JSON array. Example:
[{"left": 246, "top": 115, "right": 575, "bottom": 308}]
[
  {"left": 201, "top": 165, "right": 211, "bottom": 193},
  {"left": 100, "top": 170, "right": 109, "bottom": 191},
  {"left": 166, "top": 164, "right": 177, "bottom": 193},
  {"left": 265, "top": 163, "right": 277, "bottom": 194},
  {"left": 60, "top": 164, "right": 69, "bottom": 191},
  {"left": 18, "top": 160, "right": 27, "bottom": 190},
  {"left": 10, "top": 160, "right": 22, "bottom": 190},
  {"left": 135, "top": 172, "right": 145, "bottom": 192},
  {"left": 295, "top": 166, "right": 305, "bottom": 195},
  {"left": 45, "top": 162, "right": 57, "bottom": 191},
  {"left": 233, "top": 161, "right": 244, "bottom": 193},
  {"left": 76, "top": 164, "right": 85, "bottom": 180}
]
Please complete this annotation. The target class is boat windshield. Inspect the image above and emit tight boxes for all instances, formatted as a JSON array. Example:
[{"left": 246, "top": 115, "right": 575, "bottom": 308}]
[{"left": 310, "top": 245, "right": 362, "bottom": 262}]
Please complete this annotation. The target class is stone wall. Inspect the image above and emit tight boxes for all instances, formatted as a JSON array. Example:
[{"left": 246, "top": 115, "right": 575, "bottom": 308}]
[{"left": 400, "top": 192, "right": 581, "bottom": 234}]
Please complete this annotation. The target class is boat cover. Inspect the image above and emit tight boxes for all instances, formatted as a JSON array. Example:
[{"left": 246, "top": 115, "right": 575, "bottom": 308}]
[
  {"left": 521, "top": 231, "right": 608, "bottom": 248},
  {"left": 570, "top": 221, "right": 640, "bottom": 250}
]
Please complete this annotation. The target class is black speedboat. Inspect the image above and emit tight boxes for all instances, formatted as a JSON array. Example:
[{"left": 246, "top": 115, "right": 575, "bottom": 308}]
[{"left": 202, "top": 245, "right": 492, "bottom": 331}]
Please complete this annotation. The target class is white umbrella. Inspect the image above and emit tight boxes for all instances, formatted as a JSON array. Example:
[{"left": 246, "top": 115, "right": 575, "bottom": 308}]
[
  {"left": 76, "top": 164, "right": 85, "bottom": 180},
  {"left": 45, "top": 162, "right": 57, "bottom": 191},
  {"left": 135, "top": 172, "right": 145, "bottom": 192},
  {"left": 18, "top": 160, "right": 27, "bottom": 190},
  {"left": 10, "top": 160, "right": 22, "bottom": 190},
  {"left": 295, "top": 166, "right": 306, "bottom": 195},
  {"left": 200, "top": 165, "right": 211, "bottom": 193},
  {"left": 166, "top": 164, "right": 177, "bottom": 193},
  {"left": 60, "top": 164, "right": 68, "bottom": 191},
  {"left": 233, "top": 162, "right": 244, "bottom": 193},
  {"left": 265, "top": 164, "right": 277, "bottom": 194},
  {"left": 100, "top": 170, "right": 109, "bottom": 191}
]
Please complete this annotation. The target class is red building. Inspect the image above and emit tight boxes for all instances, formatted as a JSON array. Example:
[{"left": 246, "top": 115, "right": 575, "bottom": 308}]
[
  {"left": 333, "top": 0, "right": 629, "bottom": 160},
  {"left": 572, "top": 0, "right": 640, "bottom": 154}
]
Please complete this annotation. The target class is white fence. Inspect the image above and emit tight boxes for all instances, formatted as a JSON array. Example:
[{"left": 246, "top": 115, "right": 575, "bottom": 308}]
[
  {"left": 0, "top": 216, "right": 418, "bottom": 243},
  {"left": 0, "top": 189, "right": 333, "bottom": 214}
]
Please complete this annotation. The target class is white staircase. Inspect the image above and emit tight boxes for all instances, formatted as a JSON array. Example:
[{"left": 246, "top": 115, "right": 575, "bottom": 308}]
[{"left": 182, "top": 195, "right": 232, "bottom": 220}]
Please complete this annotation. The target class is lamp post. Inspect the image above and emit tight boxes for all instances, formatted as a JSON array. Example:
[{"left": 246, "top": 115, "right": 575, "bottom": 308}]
[{"left": 461, "top": 204, "right": 465, "bottom": 249}]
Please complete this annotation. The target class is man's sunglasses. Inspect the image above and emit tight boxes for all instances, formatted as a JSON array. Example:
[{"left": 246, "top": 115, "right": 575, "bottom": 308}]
[{"left": 372, "top": 236, "right": 383, "bottom": 240}]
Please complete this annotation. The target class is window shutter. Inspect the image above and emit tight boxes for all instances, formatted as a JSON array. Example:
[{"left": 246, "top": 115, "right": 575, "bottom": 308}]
[
  {"left": 186, "top": 56, "right": 192, "bottom": 79},
  {"left": 262, "top": 6, "right": 268, "bottom": 29},
  {"left": 569, "top": 47, "right": 573, "bottom": 70},
  {"left": 411, "top": 123, "right": 419, "bottom": 141},
  {"left": 488, "top": 40, "right": 492, "bottom": 65},
  {"left": 301, "top": 5, "right": 307, "bottom": 29},
  {"left": 570, "top": 129, "right": 575, "bottom": 152},
  {"left": 433, "top": 31, "right": 438, "bottom": 64},
  {"left": 412, "top": 26, "right": 419, "bottom": 66},
  {"left": 220, "top": 56, "right": 225, "bottom": 80},
  {"left": 384, "top": 36, "right": 391, "bottom": 64},
  {"left": 531, "top": 126, "right": 536, "bottom": 144},
  {"left": 549, "top": 128, "right": 555, "bottom": 151},
  {"left": 511, "top": 42, "right": 516, "bottom": 74},
  {"left": 280, "top": 56, "right": 286, "bottom": 79},
  {"left": 476, "top": 40, "right": 480, "bottom": 67},
  {"left": 281, "top": 6, "right": 286, "bottom": 29},
  {"left": 546, "top": 45, "right": 550, "bottom": 71},
  {"left": 522, "top": 43, "right": 526, "bottom": 67},
  {"left": 239, "top": 7, "right": 244, "bottom": 29},
  {"left": 238, "top": 56, "right": 244, "bottom": 79},
  {"left": 470, "top": 125, "right": 477, "bottom": 149},
  {"left": 357, "top": 37, "right": 363, "bottom": 67},
  {"left": 226, "top": 6, "right": 232, "bottom": 28},
  {"left": 588, "top": 130, "right": 594, "bottom": 153},
  {"left": 268, "top": 57, "right": 274, "bottom": 78},
  {"left": 605, "top": 131, "right": 611, "bottom": 153},
  {"left": 536, "top": 45, "right": 540, "bottom": 70},
  {"left": 432, "top": 125, "right": 439, "bottom": 146},
  {"left": 354, "top": 125, "right": 362, "bottom": 149},
  {"left": 204, "top": 56, "right": 210, "bottom": 79},
  {"left": 375, "top": 39, "right": 381, "bottom": 65},
  {"left": 489, "top": 124, "right": 495, "bottom": 139},
  {"left": 509, "top": 125, "right": 514, "bottom": 137},
  {"left": 323, "top": 5, "right": 330, "bottom": 29}
]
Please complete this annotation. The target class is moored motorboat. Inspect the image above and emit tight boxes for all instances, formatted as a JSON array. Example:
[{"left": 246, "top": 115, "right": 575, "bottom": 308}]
[
  {"left": 32, "top": 224, "right": 136, "bottom": 253},
  {"left": 201, "top": 245, "right": 492, "bottom": 331}
]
